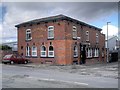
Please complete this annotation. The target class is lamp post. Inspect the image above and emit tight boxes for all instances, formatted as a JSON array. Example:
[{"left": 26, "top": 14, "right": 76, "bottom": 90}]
[{"left": 107, "top": 22, "right": 111, "bottom": 63}]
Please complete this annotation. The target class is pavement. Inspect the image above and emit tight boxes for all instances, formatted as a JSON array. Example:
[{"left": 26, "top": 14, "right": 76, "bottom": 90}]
[
  {"left": 18, "top": 62, "right": 119, "bottom": 79},
  {"left": 2, "top": 62, "right": 118, "bottom": 88}
]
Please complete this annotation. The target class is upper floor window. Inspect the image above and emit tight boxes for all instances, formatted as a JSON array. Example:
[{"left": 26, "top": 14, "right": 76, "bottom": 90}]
[
  {"left": 48, "top": 26, "right": 54, "bottom": 39},
  {"left": 96, "top": 33, "right": 99, "bottom": 43},
  {"left": 26, "top": 46, "right": 30, "bottom": 56},
  {"left": 73, "top": 26, "right": 77, "bottom": 39},
  {"left": 48, "top": 46, "right": 54, "bottom": 57},
  {"left": 32, "top": 46, "right": 37, "bottom": 57},
  {"left": 86, "top": 31, "right": 89, "bottom": 41},
  {"left": 41, "top": 45, "right": 46, "bottom": 57},
  {"left": 74, "top": 46, "right": 78, "bottom": 57},
  {"left": 26, "top": 29, "right": 32, "bottom": 40}
]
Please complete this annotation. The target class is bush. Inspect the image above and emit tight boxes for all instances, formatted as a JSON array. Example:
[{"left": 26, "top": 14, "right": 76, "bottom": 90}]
[{"left": 0, "top": 45, "right": 12, "bottom": 50}]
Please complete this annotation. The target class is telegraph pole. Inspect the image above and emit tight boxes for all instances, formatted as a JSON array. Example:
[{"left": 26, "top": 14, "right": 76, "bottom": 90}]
[{"left": 107, "top": 22, "right": 111, "bottom": 63}]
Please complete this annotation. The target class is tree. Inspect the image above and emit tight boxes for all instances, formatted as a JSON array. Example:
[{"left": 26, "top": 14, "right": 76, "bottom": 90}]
[{"left": 0, "top": 45, "right": 12, "bottom": 50}]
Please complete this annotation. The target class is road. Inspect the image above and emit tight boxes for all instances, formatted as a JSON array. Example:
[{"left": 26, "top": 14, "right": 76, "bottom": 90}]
[{"left": 2, "top": 64, "right": 118, "bottom": 88}]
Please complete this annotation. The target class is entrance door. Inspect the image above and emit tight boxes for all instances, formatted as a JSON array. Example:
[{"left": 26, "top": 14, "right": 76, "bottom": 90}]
[{"left": 80, "top": 45, "right": 86, "bottom": 64}]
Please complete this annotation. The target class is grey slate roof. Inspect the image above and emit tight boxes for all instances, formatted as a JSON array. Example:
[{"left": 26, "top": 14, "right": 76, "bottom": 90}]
[{"left": 15, "top": 14, "right": 102, "bottom": 31}]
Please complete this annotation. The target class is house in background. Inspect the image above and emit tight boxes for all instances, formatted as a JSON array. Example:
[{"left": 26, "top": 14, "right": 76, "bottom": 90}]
[
  {"left": 106, "top": 36, "right": 119, "bottom": 62},
  {"left": 106, "top": 36, "right": 119, "bottom": 51},
  {"left": 15, "top": 14, "right": 105, "bottom": 65}
]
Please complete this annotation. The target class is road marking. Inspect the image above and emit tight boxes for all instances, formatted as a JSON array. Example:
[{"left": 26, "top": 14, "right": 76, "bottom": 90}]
[
  {"left": 74, "top": 82, "right": 88, "bottom": 85},
  {"left": 28, "top": 76, "right": 88, "bottom": 86}
]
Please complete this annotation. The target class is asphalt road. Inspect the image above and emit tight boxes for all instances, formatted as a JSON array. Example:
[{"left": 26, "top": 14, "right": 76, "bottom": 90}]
[{"left": 2, "top": 64, "right": 118, "bottom": 88}]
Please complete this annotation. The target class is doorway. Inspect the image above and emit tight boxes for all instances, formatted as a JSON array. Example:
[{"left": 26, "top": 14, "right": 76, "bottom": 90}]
[{"left": 80, "top": 44, "right": 86, "bottom": 64}]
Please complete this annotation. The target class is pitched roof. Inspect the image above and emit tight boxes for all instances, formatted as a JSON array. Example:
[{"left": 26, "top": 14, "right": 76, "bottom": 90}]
[{"left": 15, "top": 14, "right": 102, "bottom": 31}]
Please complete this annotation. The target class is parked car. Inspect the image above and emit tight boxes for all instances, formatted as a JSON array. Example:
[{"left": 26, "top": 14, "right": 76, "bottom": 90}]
[{"left": 2, "top": 54, "right": 29, "bottom": 64}]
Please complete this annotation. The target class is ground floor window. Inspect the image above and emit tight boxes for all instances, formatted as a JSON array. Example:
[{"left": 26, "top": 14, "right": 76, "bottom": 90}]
[
  {"left": 32, "top": 46, "right": 37, "bottom": 57},
  {"left": 86, "top": 48, "right": 92, "bottom": 58},
  {"left": 41, "top": 45, "right": 46, "bottom": 57},
  {"left": 94, "top": 48, "right": 99, "bottom": 57},
  {"left": 48, "top": 46, "right": 54, "bottom": 57},
  {"left": 26, "top": 46, "right": 30, "bottom": 56},
  {"left": 74, "top": 46, "right": 78, "bottom": 57}
]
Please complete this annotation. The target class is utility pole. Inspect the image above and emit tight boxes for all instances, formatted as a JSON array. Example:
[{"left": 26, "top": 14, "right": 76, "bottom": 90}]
[{"left": 107, "top": 22, "right": 111, "bottom": 63}]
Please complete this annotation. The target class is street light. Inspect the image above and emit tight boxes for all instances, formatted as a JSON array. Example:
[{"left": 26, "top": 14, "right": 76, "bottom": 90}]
[{"left": 107, "top": 22, "right": 111, "bottom": 63}]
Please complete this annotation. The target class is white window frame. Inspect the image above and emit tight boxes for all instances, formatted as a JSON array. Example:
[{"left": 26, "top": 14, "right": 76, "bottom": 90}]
[
  {"left": 86, "top": 31, "right": 89, "bottom": 41},
  {"left": 90, "top": 48, "right": 92, "bottom": 57},
  {"left": 26, "top": 46, "right": 30, "bottom": 56},
  {"left": 88, "top": 48, "right": 90, "bottom": 58},
  {"left": 96, "top": 33, "right": 99, "bottom": 43},
  {"left": 74, "top": 46, "right": 78, "bottom": 57},
  {"left": 86, "top": 48, "right": 92, "bottom": 58},
  {"left": 41, "top": 45, "right": 46, "bottom": 57},
  {"left": 94, "top": 48, "right": 96, "bottom": 57},
  {"left": 96, "top": 48, "right": 99, "bottom": 57},
  {"left": 94, "top": 48, "right": 99, "bottom": 57},
  {"left": 102, "top": 52, "right": 104, "bottom": 57},
  {"left": 73, "top": 26, "right": 77, "bottom": 39},
  {"left": 48, "top": 26, "right": 54, "bottom": 39},
  {"left": 26, "top": 29, "right": 32, "bottom": 40},
  {"left": 48, "top": 46, "right": 54, "bottom": 57},
  {"left": 32, "top": 46, "right": 37, "bottom": 57}
]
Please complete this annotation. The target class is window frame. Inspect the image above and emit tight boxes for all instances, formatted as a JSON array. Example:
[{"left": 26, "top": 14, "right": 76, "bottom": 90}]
[
  {"left": 26, "top": 46, "right": 30, "bottom": 56},
  {"left": 74, "top": 46, "right": 78, "bottom": 57},
  {"left": 48, "top": 26, "right": 54, "bottom": 39},
  {"left": 86, "top": 48, "right": 92, "bottom": 58},
  {"left": 86, "top": 31, "right": 89, "bottom": 41},
  {"left": 72, "top": 26, "right": 77, "bottom": 39},
  {"left": 40, "top": 45, "right": 46, "bottom": 57},
  {"left": 94, "top": 48, "right": 99, "bottom": 57},
  {"left": 48, "top": 45, "right": 54, "bottom": 57},
  {"left": 26, "top": 29, "right": 32, "bottom": 41},
  {"left": 32, "top": 46, "right": 37, "bottom": 57},
  {"left": 96, "top": 33, "right": 99, "bottom": 43}
]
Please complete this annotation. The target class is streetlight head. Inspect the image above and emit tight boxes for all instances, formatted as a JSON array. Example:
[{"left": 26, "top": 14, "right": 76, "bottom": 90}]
[{"left": 107, "top": 22, "right": 111, "bottom": 24}]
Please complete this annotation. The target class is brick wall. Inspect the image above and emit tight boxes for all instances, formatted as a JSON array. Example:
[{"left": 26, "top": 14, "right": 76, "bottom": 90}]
[{"left": 17, "top": 17, "right": 106, "bottom": 65}]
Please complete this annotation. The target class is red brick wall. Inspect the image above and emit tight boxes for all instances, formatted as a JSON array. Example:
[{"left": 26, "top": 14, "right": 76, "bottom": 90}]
[
  {"left": 18, "top": 21, "right": 67, "bottom": 64},
  {"left": 17, "top": 19, "right": 106, "bottom": 65}
]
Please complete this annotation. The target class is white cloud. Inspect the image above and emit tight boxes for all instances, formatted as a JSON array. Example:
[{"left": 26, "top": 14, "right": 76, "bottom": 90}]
[{"left": 101, "top": 24, "right": 118, "bottom": 39}]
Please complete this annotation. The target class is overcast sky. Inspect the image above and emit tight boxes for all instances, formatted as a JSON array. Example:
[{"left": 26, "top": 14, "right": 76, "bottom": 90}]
[{"left": 0, "top": 2, "right": 118, "bottom": 43}]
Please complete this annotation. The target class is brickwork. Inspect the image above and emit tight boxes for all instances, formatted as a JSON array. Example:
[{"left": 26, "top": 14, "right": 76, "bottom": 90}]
[{"left": 16, "top": 15, "right": 106, "bottom": 65}]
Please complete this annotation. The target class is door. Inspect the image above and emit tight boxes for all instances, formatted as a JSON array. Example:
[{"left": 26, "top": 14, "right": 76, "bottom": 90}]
[{"left": 80, "top": 44, "right": 86, "bottom": 64}]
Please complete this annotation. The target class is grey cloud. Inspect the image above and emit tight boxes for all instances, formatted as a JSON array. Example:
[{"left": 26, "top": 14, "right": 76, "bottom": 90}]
[
  {"left": 2, "top": 2, "right": 118, "bottom": 43},
  {"left": 3, "top": 2, "right": 118, "bottom": 22}
]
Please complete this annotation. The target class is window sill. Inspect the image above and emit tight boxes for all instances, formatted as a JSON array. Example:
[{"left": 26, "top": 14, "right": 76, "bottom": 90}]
[
  {"left": 74, "top": 56, "right": 78, "bottom": 58},
  {"left": 86, "top": 57, "right": 92, "bottom": 59},
  {"left": 25, "top": 56, "right": 31, "bottom": 58},
  {"left": 31, "top": 56, "right": 38, "bottom": 58},
  {"left": 25, "top": 39, "right": 32, "bottom": 42},
  {"left": 94, "top": 56, "right": 99, "bottom": 58},
  {"left": 40, "top": 56, "right": 54, "bottom": 58},
  {"left": 40, "top": 57, "right": 47, "bottom": 58},
  {"left": 48, "top": 56, "right": 54, "bottom": 58},
  {"left": 73, "top": 38, "right": 77, "bottom": 40},
  {"left": 47, "top": 38, "right": 54, "bottom": 40},
  {"left": 86, "top": 40, "right": 89, "bottom": 42}
]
